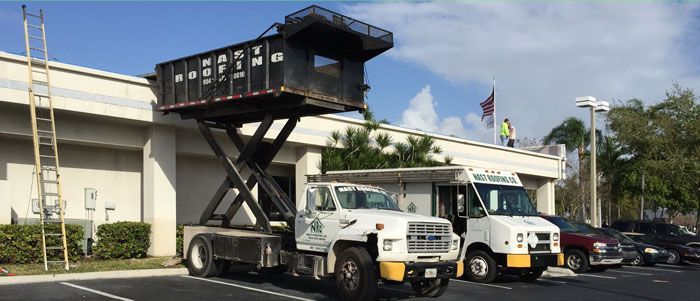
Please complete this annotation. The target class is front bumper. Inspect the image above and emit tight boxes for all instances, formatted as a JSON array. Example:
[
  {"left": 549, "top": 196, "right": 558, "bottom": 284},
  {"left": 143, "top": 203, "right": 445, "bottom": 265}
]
[
  {"left": 379, "top": 261, "right": 462, "bottom": 282},
  {"left": 505, "top": 253, "right": 564, "bottom": 268},
  {"left": 681, "top": 252, "right": 700, "bottom": 263},
  {"left": 643, "top": 252, "right": 670, "bottom": 264},
  {"left": 590, "top": 253, "right": 624, "bottom": 266}
]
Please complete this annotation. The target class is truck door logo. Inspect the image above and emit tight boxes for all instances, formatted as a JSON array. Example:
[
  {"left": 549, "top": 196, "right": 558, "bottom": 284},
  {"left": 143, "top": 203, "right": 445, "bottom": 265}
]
[
  {"left": 407, "top": 202, "right": 417, "bottom": 213},
  {"left": 310, "top": 219, "right": 325, "bottom": 234}
]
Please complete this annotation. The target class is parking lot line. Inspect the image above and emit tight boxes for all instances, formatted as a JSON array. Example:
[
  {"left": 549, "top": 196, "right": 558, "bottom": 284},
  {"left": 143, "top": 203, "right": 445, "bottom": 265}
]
[
  {"left": 626, "top": 266, "right": 683, "bottom": 273},
  {"left": 538, "top": 278, "right": 567, "bottom": 284},
  {"left": 577, "top": 274, "right": 617, "bottom": 279},
  {"left": 183, "top": 275, "right": 315, "bottom": 301},
  {"left": 60, "top": 282, "right": 134, "bottom": 301},
  {"left": 607, "top": 269, "right": 652, "bottom": 276},
  {"left": 451, "top": 279, "right": 513, "bottom": 290}
]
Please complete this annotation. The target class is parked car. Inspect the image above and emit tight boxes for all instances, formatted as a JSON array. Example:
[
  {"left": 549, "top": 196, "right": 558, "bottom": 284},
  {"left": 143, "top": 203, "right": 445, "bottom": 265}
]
[
  {"left": 611, "top": 220, "right": 700, "bottom": 248},
  {"left": 541, "top": 215, "right": 622, "bottom": 273},
  {"left": 624, "top": 232, "right": 700, "bottom": 265},
  {"left": 597, "top": 228, "right": 669, "bottom": 266},
  {"left": 571, "top": 222, "right": 636, "bottom": 267}
]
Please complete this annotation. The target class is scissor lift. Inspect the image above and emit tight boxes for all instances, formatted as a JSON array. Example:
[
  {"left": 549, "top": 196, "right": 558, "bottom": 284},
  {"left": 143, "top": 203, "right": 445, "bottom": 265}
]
[{"left": 157, "top": 6, "right": 393, "bottom": 235}]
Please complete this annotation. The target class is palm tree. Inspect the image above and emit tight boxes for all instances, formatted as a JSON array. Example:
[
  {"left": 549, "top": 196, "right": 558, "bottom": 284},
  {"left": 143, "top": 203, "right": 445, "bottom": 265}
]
[{"left": 543, "top": 117, "right": 587, "bottom": 183}]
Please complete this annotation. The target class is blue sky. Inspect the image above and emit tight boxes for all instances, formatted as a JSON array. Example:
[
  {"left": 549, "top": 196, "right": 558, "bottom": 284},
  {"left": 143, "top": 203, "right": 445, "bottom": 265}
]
[{"left": 1, "top": 2, "right": 699, "bottom": 144}]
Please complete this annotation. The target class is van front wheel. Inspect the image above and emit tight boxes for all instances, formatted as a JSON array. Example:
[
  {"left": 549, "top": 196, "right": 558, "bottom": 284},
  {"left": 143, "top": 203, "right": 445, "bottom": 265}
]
[{"left": 466, "top": 250, "right": 497, "bottom": 283}]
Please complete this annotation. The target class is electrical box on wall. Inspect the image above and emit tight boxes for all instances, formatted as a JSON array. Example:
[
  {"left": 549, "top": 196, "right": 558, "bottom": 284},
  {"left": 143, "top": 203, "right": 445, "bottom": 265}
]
[
  {"left": 85, "top": 188, "right": 97, "bottom": 210},
  {"left": 31, "top": 199, "right": 40, "bottom": 214}
]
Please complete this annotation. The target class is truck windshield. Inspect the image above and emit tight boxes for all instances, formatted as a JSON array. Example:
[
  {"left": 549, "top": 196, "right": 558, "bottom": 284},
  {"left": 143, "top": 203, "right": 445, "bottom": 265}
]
[
  {"left": 474, "top": 183, "right": 538, "bottom": 216},
  {"left": 334, "top": 186, "right": 400, "bottom": 211}
]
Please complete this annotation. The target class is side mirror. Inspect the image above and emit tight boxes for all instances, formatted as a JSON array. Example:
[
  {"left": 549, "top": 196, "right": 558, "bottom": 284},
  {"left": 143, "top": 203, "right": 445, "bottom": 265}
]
[{"left": 457, "top": 194, "right": 466, "bottom": 218}]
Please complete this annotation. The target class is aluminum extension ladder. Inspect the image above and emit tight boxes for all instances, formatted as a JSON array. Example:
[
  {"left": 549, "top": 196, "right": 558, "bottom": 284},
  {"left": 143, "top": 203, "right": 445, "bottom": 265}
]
[{"left": 22, "top": 5, "right": 70, "bottom": 271}]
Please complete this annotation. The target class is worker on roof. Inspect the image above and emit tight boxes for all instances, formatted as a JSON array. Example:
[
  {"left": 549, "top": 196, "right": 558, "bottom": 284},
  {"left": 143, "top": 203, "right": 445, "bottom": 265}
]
[{"left": 500, "top": 118, "right": 510, "bottom": 146}]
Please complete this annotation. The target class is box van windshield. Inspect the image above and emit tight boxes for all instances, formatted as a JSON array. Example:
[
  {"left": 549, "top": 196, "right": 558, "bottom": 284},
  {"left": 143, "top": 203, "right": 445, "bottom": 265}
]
[
  {"left": 474, "top": 183, "right": 539, "bottom": 216},
  {"left": 334, "top": 186, "right": 400, "bottom": 211}
]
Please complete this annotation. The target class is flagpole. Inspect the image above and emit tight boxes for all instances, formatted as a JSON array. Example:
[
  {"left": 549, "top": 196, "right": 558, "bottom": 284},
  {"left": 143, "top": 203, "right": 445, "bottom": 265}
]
[{"left": 493, "top": 77, "right": 497, "bottom": 144}]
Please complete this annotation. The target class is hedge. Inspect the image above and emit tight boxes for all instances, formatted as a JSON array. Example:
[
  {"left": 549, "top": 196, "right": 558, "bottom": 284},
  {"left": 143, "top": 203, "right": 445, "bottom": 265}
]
[
  {"left": 0, "top": 224, "right": 84, "bottom": 264},
  {"left": 176, "top": 224, "right": 184, "bottom": 256},
  {"left": 94, "top": 222, "right": 150, "bottom": 259}
]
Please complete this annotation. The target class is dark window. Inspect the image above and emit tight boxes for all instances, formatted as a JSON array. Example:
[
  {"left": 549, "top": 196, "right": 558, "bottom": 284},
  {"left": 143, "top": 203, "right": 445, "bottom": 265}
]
[
  {"left": 468, "top": 185, "right": 486, "bottom": 218},
  {"left": 636, "top": 222, "right": 655, "bottom": 234},
  {"left": 314, "top": 55, "right": 341, "bottom": 77}
]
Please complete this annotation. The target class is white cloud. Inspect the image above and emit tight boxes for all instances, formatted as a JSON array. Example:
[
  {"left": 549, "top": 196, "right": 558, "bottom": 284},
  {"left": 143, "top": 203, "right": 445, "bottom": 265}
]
[
  {"left": 399, "top": 85, "right": 495, "bottom": 141},
  {"left": 345, "top": 2, "right": 700, "bottom": 142}
]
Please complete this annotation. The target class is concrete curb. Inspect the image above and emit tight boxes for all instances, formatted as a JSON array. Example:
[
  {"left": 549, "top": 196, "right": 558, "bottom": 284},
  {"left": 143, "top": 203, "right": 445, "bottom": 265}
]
[
  {"left": 0, "top": 268, "right": 188, "bottom": 285},
  {"left": 543, "top": 267, "right": 576, "bottom": 277}
]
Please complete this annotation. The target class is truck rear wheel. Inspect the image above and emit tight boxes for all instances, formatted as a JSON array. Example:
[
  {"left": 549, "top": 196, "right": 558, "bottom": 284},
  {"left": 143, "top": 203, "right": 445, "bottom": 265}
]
[
  {"left": 334, "top": 247, "right": 377, "bottom": 301},
  {"left": 187, "top": 235, "right": 229, "bottom": 277},
  {"left": 518, "top": 267, "right": 545, "bottom": 281},
  {"left": 466, "top": 250, "right": 497, "bottom": 283},
  {"left": 410, "top": 278, "right": 449, "bottom": 298},
  {"left": 564, "top": 249, "right": 589, "bottom": 273}
]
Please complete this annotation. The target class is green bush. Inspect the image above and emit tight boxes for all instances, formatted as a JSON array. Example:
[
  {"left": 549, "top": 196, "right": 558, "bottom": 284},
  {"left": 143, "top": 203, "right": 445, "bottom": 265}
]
[
  {"left": 0, "top": 224, "right": 84, "bottom": 264},
  {"left": 94, "top": 222, "right": 150, "bottom": 259},
  {"left": 176, "top": 224, "right": 184, "bottom": 256}
]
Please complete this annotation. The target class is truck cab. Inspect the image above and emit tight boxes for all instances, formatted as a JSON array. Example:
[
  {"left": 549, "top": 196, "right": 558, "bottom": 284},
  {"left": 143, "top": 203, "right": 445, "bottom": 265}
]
[{"left": 295, "top": 183, "right": 462, "bottom": 292}]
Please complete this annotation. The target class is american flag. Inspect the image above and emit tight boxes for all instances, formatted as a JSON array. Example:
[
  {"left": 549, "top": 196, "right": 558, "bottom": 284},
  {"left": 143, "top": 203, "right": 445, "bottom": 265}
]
[{"left": 480, "top": 87, "right": 495, "bottom": 128}]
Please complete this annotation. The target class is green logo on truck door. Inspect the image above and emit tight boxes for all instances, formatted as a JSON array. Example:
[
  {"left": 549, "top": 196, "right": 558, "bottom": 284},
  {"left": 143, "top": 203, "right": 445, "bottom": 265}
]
[
  {"left": 407, "top": 202, "right": 417, "bottom": 213},
  {"left": 310, "top": 218, "right": 324, "bottom": 233}
]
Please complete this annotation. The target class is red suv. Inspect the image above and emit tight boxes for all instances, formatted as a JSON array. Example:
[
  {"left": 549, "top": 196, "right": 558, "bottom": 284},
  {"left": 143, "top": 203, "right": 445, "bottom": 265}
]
[{"left": 541, "top": 215, "right": 623, "bottom": 273}]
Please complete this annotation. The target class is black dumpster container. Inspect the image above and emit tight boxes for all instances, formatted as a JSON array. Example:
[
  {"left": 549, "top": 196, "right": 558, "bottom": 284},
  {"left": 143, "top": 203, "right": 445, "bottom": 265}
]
[{"left": 156, "top": 5, "right": 393, "bottom": 123}]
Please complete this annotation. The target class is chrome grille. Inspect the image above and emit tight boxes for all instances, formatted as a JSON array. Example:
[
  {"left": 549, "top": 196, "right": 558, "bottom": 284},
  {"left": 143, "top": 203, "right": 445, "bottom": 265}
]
[{"left": 407, "top": 222, "right": 451, "bottom": 253}]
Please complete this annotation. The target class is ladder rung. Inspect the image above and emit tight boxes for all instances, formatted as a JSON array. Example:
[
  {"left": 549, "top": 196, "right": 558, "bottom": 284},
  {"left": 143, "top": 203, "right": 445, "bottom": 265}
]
[
  {"left": 47, "top": 261, "right": 66, "bottom": 264},
  {"left": 30, "top": 47, "right": 46, "bottom": 52},
  {"left": 39, "top": 141, "right": 54, "bottom": 146},
  {"left": 44, "top": 221, "right": 62, "bottom": 224},
  {"left": 37, "top": 117, "right": 53, "bottom": 122},
  {"left": 27, "top": 24, "right": 43, "bottom": 29},
  {"left": 33, "top": 80, "right": 48, "bottom": 86},
  {"left": 26, "top": 13, "right": 42, "bottom": 19},
  {"left": 46, "top": 246, "right": 63, "bottom": 250},
  {"left": 40, "top": 155, "right": 55, "bottom": 158},
  {"left": 41, "top": 180, "right": 58, "bottom": 184},
  {"left": 30, "top": 58, "right": 47, "bottom": 64},
  {"left": 34, "top": 93, "right": 50, "bottom": 98},
  {"left": 28, "top": 35, "right": 44, "bottom": 40},
  {"left": 41, "top": 166, "right": 57, "bottom": 171},
  {"left": 45, "top": 233, "right": 63, "bottom": 236},
  {"left": 43, "top": 192, "right": 59, "bottom": 196}
]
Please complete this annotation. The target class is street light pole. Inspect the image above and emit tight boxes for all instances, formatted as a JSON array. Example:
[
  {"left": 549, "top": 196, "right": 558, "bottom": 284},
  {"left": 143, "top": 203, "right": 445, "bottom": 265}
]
[
  {"left": 576, "top": 96, "right": 609, "bottom": 227},
  {"left": 590, "top": 106, "right": 597, "bottom": 227}
]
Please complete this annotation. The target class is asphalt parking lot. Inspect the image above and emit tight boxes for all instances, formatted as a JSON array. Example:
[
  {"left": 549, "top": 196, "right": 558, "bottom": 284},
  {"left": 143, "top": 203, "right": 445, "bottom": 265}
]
[{"left": 3, "top": 263, "right": 700, "bottom": 301}]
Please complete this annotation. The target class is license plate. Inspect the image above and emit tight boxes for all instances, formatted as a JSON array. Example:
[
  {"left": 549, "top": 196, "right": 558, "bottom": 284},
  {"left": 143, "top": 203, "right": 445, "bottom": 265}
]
[{"left": 424, "top": 268, "right": 437, "bottom": 278}]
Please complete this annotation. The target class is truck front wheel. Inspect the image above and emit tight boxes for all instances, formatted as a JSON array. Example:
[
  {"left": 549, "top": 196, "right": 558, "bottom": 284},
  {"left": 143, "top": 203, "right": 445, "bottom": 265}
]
[
  {"left": 466, "top": 250, "right": 497, "bottom": 283},
  {"left": 186, "top": 235, "right": 229, "bottom": 277},
  {"left": 334, "top": 247, "right": 377, "bottom": 301},
  {"left": 410, "top": 278, "right": 449, "bottom": 298}
]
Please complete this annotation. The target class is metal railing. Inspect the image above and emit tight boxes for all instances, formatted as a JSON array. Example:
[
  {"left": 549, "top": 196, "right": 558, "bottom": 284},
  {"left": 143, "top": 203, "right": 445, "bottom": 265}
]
[{"left": 285, "top": 5, "right": 393, "bottom": 43}]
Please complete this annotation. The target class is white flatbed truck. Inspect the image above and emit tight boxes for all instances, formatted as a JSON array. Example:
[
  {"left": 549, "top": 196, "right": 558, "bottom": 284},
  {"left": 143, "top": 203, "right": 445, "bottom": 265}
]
[
  {"left": 183, "top": 182, "right": 462, "bottom": 300},
  {"left": 310, "top": 166, "right": 565, "bottom": 283}
]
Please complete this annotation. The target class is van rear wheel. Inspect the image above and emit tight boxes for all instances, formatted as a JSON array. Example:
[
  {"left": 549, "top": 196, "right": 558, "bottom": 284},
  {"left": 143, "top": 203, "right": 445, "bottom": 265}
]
[
  {"left": 410, "top": 278, "right": 449, "bottom": 298},
  {"left": 187, "top": 235, "right": 228, "bottom": 277},
  {"left": 466, "top": 250, "right": 497, "bottom": 283},
  {"left": 334, "top": 247, "right": 377, "bottom": 301}
]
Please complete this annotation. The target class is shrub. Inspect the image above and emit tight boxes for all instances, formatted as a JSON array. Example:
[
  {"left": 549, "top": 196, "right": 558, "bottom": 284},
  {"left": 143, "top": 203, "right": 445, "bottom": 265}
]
[
  {"left": 94, "top": 222, "right": 150, "bottom": 259},
  {"left": 0, "top": 224, "right": 84, "bottom": 264},
  {"left": 176, "top": 224, "right": 184, "bottom": 256}
]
